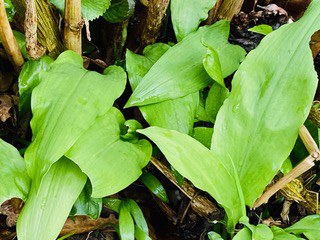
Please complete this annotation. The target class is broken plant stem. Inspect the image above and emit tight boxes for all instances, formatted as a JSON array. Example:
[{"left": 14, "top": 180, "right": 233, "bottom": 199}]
[
  {"left": 25, "top": 0, "right": 46, "bottom": 59},
  {"left": 151, "top": 157, "right": 219, "bottom": 219},
  {"left": 253, "top": 126, "right": 320, "bottom": 209},
  {"left": 63, "top": 0, "right": 82, "bottom": 55},
  {"left": 0, "top": 0, "right": 24, "bottom": 71},
  {"left": 299, "top": 125, "right": 320, "bottom": 155}
]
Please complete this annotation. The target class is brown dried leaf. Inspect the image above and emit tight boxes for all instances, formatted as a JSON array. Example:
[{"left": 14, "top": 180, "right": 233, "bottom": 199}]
[
  {"left": 60, "top": 215, "right": 118, "bottom": 237},
  {"left": 0, "top": 198, "right": 24, "bottom": 227},
  {"left": 0, "top": 95, "right": 14, "bottom": 122}
]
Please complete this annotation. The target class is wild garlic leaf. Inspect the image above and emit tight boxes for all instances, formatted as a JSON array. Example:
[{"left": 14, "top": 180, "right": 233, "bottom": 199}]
[
  {"left": 205, "top": 83, "right": 230, "bottom": 123},
  {"left": 66, "top": 107, "right": 152, "bottom": 198},
  {"left": 70, "top": 180, "right": 102, "bottom": 220},
  {"left": 17, "top": 157, "right": 87, "bottom": 240},
  {"left": 18, "top": 56, "right": 54, "bottom": 115},
  {"left": 140, "top": 172, "right": 169, "bottom": 203},
  {"left": 285, "top": 215, "right": 320, "bottom": 240},
  {"left": 192, "top": 127, "right": 214, "bottom": 148},
  {"left": 0, "top": 139, "right": 30, "bottom": 205},
  {"left": 271, "top": 226, "right": 303, "bottom": 240},
  {"left": 211, "top": 0, "right": 320, "bottom": 207},
  {"left": 25, "top": 51, "right": 126, "bottom": 184},
  {"left": 171, "top": 0, "right": 217, "bottom": 41},
  {"left": 4, "top": 0, "right": 15, "bottom": 22},
  {"left": 126, "top": 43, "right": 198, "bottom": 134},
  {"left": 125, "top": 21, "right": 245, "bottom": 107},
  {"left": 50, "top": 0, "right": 111, "bottom": 21},
  {"left": 138, "top": 126, "right": 246, "bottom": 231}
]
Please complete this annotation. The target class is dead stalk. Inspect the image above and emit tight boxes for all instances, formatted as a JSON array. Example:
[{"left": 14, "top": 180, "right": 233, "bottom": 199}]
[
  {"left": 253, "top": 126, "right": 320, "bottom": 209},
  {"left": 63, "top": 0, "right": 82, "bottom": 54},
  {"left": 0, "top": 0, "right": 24, "bottom": 71},
  {"left": 141, "top": 0, "right": 170, "bottom": 47},
  {"left": 25, "top": 0, "right": 45, "bottom": 59},
  {"left": 213, "top": 0, "right": 244, "bottom": 21},
  {"left": 151, "top": 157, "right": 219, "bottom": 218}
]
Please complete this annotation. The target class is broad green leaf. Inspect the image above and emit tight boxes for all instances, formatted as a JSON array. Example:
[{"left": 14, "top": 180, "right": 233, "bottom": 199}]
[
  {"left": 211, "top": 0, "right": 320, "bottom": 207},
  {"left": 248, "top": 24, "right": 273, "bottom": 35},
  {"left": 126, "top": 43, "right": 198, "bottom": 134},
  {"left": 192, "top": 127, "right": 214, "bottom": 148},
  {"left": 203, "top": 46, "right": 225, "bottom": 87},
  {"left": 127, "top": 200, "right": 149, "bottom": 237},
  {"left": 103, "top": 0, "right": 135, "bottom": 23},
  {"left": 138, "top": 127, "right": 246, "bottom": 231},
  {"left": 208, "top": 231, "right": 224, "bottom": 240},
  {"left": 4, "top": 0, "right": 15, "bottom": 21},
  {"left": 285, "top": 215, "right": 320, "bottom": 240},
  {"left": 125, "top": 21, "right": 245, "bottom": 107},
  {"left": 280, "top": 158, "right": 293, "bottom": 174},
  {"left": 103, "top": 198, "right": 122, "bottom": 213},
  {"left": 171, "top": 0, "right": 217, "bottom": 41},
  {"left": 70, "top": 180, "right": 102, "bottom": 220},
  {"left": 18, "top": 56, "right": 54, "bottom": 114},
  {"left": 50, "top": 0, "right": 111, "bottom": 21},
  {"left": 66, "top": 107, "right": 152, "bottom": 198},
  {"left": 17, "top": 157, "right": 87, "bottom": 240},
  {"left": 119, "top": 201, "right": 135, "bottom": 240},
  {"left": 232, "top": 228, "right": 252, "bottom": 240},
  {"left": 140, "top": 172, "right": 169, "bottom": 203},
  {"left": 271, "top": 226, "right": 303, "bottom": 240},
  {"left": 205, "top": 83, "right": 230, "bottom": 123},
  {"left": 0, "top": 139, "right": 30, "bottom": 204},
  {"left": 252, "top": 224, "right": 273, "bottom": 240},
  {"left": 25, "top": 51, "right": 126, "bottom": 184}
]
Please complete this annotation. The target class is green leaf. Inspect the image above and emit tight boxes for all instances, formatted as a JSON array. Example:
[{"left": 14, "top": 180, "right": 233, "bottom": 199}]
[
  {"left": 103, "top": 0, "right": 135, "bottom": 23},
  {"left": 25, "top": 51, "right": 126, "bottom": 184},
  {"left": 203, "top": 46, "right": 225, "bottom": 87},
  {"left": 0, "top": 139, "right": 30, "bottom": 205},
  {"left": 66, "top": 107, "right": 152, "bottom": 198},
  {"left": 208, "top": 231, "right": 224, "bottom": 240},
  {"left": 13, "top": 31, "right": 27, "bottom": 58},
  {"left": 125, "top": 21, "right": 245, "bottom": 107},
  {"left": 170, "top": 0, "right": 217, "bottom": 41},
  {"left": 126, "top": 43, "right": 198, "bottom": 134},
  {"left": 271, "top": 226, "right": 303, "bottom": 240},
  {"left": 50, "top": 0, "right": 111, "bottom": 21},
  {"left": 119, "top": 201, "right": 135, "bottom": 240},
  {"left": 103, "top": 198, "right": 122, "bottom": 213},
  {"left": 17, "top": 157, "right": 87, "bottom": 240},
  {"left": 4, "top": 0, "right": 15, "bottom": 22},
  {"left": 18, "top": 56, "right": 54, "bottom": 115},
  {"left": 285, "top": 215, "right": 320, "bottom": 240},
  {"left": 211, "top": 0, "right": 320, "bottom": 207},
  {"left": 248, "top": 24, "right": 273, "bottom": 35},
  {"left": 205, "top": 83, "right": 230, "bottom": 123},
  {"left": 280, "top": 158, "right": 293, "bottom": 175},
  {"left": 127, "top": 200, "right": 149, "bottom": 237},
  {"left": 138, "top": 127, "right": 246, "bottom": 231},
  {"left": 232, "top": 228, "right": 252, "bottom": 240},
  {"left": 70, "top": 180, "right": 102, "bottom": 220},
  {"left": 192, "top": 127, "right": 214, "bottom": 148},
  {"left": 252, "top": 224, "right": 273, "bottom": 240},
  {"left": 140, "top": 172, "right": 169, "bottom": 203}
]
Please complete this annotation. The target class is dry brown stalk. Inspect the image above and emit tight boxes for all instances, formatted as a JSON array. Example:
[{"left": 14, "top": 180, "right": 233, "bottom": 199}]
[
  {"left": 25, "top": 0, "right": 46, "bottom": 59},
  {"left": 140, "top": 0, "right": 170, "bottom": 47},
  {"left": 59, "top": 215, "right": 117, "bottom": 236},
  {"left": 212, "top": 0, "right": 244, "bottom": 21},
  {"left": 0, "top": 0, "right": 24, "bottom": 71},
  {"left": 63, "top": 0, "right": 82, "bottom": 54},
  {"left": 12, "top": 0, "right": 64, "bottom": 57},
  {"left": 253, "top": 125, "right": 320, "bottom": 209},
  {"left": 309, "top": 101, "right": 320, "bottom": 127},
  {"left": 151, "top": 157, "right": 220, "bottom": 219}
]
